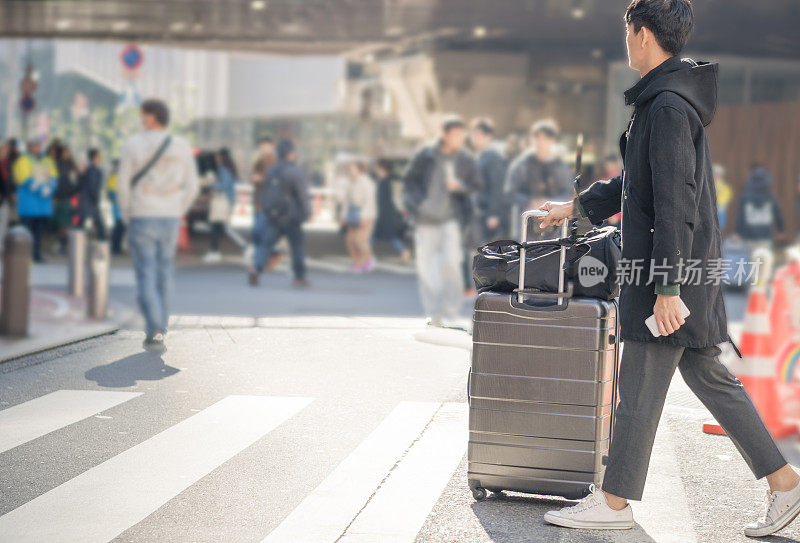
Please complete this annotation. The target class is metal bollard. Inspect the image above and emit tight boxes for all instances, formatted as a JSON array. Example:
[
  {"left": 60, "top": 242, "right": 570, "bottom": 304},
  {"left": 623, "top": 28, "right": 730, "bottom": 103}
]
[
  {"left": 87, "top": 240, "right": 110, "bottom": 320},
  {"left": 0, "top": 226, "right": 33, "bottom": 336},
  {"left": 67, "top": 229, "right": 87, "bottom": 297}
]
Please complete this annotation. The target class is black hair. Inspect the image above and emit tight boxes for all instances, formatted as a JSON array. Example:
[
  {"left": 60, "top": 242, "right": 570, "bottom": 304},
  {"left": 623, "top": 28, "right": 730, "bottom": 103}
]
[
  {"left": 470, "top": 117, "right": 495, "bottom": 136},
  {"left": 217, "top": 147, "right": 239, "bottom": 178},
  {"left": 141, "top": 98, "right": 170, "bottom": 127},
  {"left": 530, "top": 119, "right": 560, "bottom": 139},
  {"left": 56, "top": 144, "right": 72, "bottom": 162},
  {"left": 441, "top": 115, "right": 465, "bottom": 133},
  {"left": 375, "top": 158, "right": 394, "bottom": 177},
  {"left": 277, "top": 139, "right": 295, "bottom": 160},
  {"left": 46, "top": 138, "right": 62, "bottom": 158},
  {"left": 258, "top": 136, "right": 273, "bottom": 145},
  {"left": 87, "top": 148, "right": 100, "bottom": 162},
  {"left": 624, "top": 0, "right": 694, "bottom": 57}
]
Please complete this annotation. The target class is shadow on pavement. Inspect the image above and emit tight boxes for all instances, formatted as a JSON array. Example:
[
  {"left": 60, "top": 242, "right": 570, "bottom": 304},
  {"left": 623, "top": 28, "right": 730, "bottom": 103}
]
[
  {"left": 470, "top": 493, "right": 659, "bottom": 542},
  {"left": 85, "top": 351, "right": 179, "bottom": 387},
  {"left": 413, "top": 328, "right": 472, "bottom": 351}
]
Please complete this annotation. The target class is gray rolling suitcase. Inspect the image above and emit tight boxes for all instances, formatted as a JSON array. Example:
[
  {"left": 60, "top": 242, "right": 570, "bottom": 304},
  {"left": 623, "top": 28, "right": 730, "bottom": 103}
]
[{"left": 468, "top": 210, "right": 621, "bottom": 501}]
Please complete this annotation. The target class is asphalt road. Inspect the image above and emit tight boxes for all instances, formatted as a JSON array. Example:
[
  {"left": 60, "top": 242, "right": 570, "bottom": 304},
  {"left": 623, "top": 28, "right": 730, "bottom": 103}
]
[{"left": 2, "top": 259, "right": 799, "bottom": 543}]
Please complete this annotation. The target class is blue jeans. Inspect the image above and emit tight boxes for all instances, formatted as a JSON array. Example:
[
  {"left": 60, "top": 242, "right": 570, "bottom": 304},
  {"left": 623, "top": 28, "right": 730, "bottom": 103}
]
[
  {"left": 128, "top": 217, "right": 179, "bottom": 336},
  {"left": 253, "top": 213, "right": 306, "bottom": 280}
]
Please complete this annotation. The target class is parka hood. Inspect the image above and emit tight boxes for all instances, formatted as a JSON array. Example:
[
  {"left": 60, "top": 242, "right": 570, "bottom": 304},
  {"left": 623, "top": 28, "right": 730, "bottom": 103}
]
[
  {"left": 625, "top": 56, "right": 719, "bottom": 127},
  {"left": 744, "top": 167, "right": 774, "bottom": 192}
]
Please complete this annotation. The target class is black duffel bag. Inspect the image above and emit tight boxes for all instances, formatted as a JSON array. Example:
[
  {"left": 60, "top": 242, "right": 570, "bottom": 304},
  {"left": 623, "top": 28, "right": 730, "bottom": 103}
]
[{"left": 473, "top": 226, "right": 621, "bottom": 300}]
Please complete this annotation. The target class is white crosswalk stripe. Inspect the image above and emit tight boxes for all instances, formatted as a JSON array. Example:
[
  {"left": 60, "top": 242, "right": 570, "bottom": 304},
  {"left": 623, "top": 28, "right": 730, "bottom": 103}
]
[
  {"left": 263, "top": 401, "right": 441, "bottom": 543},
  {"left": 0, "top": 389, "right": 142, "bottom": 454},
  {"left": 339, "top": 402, "right": 468, "bottom": 543},
  {"left": 0, "top": 395, "right": 313, "bottom": 543}
]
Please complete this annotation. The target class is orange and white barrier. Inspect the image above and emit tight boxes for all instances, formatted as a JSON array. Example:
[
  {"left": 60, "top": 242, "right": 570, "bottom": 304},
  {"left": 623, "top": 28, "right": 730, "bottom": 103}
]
[
  {"left": 771, "top": 250, "right": 800, "bottom": 428},
  {"left": 703, "top": 280, "right": 799, "bottom": 438},
  {"left": 178, "top": 217, "right": 191, "bottom": 252}
]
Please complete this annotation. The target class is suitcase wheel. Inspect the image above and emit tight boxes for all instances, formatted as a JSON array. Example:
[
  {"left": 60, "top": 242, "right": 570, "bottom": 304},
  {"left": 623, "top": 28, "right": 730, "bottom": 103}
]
[{"left": 471, "top": 487, "right": 487, "bottom": 501}]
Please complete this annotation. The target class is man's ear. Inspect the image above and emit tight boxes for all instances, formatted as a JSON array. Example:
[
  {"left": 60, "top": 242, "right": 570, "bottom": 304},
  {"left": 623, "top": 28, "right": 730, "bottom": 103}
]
[{"left": 640, "top": 26, "right": 654, "bottom": 49}]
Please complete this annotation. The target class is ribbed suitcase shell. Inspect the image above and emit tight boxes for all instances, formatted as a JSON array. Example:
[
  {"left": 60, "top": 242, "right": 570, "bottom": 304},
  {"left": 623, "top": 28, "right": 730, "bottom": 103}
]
[{"left": 468, "top": 291, "right": 620, "bottom": 500}]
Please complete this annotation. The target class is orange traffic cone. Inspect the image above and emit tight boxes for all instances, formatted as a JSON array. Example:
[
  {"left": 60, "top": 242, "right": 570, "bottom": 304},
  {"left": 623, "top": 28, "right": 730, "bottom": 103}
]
[
  {"left": 177, "top": 217, "right": 191, "bottom": 252},
  {"left": 703, "top": 284, "right": 798, "bottom": 438}
]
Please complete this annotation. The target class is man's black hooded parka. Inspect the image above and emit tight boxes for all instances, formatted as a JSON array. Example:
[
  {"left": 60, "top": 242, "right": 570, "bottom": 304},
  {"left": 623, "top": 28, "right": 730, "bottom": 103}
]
[{"left": 579, "top": 56, "right": 728, "bottom": 348}]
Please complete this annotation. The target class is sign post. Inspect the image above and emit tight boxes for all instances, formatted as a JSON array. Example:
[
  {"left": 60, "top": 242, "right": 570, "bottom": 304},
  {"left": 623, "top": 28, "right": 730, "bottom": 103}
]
[{"left": 19, "top": 63, "right": 37, "bottom": 140}]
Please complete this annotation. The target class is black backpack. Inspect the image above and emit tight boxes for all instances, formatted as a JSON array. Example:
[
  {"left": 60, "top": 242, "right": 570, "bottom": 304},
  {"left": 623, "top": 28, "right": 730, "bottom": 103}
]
[{"left": 261, "top": 165, "right": 298, "bottom": 226}]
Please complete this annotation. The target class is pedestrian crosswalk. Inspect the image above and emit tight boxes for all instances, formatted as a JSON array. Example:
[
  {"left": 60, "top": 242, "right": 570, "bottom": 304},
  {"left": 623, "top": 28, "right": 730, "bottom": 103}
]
[
  {"left": 0, "top": 391, "right": 468, "bottom": 543},
  {"left": 0, "top": 395, "right": 313, "bottom": 543},
  {"left": 339, "top": 402, "right": 468, "bottom": 542},
  {"left": 0, "top": 389, "right": 141, "bottom": 454}
]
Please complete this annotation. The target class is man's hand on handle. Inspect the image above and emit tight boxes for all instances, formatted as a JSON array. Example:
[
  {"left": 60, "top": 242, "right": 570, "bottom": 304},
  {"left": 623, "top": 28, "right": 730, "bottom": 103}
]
[
  {"left": 653, "top": 294, "right": 685, "bottom": 336},
  {"left": 537, "top": 200, "right": 574, "bottom": 228}
]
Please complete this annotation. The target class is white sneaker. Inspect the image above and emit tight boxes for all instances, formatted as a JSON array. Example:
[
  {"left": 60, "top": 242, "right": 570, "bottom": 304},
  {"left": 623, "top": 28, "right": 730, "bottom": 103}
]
[
  {"left": 426, "top": 317, "right": 444, "bottom": 328},
  {"left": 745, "top": 481, "right": 800, "bottom": 537},
  {"left": 543, "top": 485, "right": 634, "bottom": 530}
]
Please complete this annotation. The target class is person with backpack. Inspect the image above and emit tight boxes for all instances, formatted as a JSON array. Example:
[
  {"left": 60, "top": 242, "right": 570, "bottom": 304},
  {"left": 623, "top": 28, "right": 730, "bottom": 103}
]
[
  {"left": 248, "top": 139, "right": 310, "bottom": 288},
  {"left": 539, "top": 0, "right": 800, "bottom": 536},
  {"left": 117, "top": 99, "right": 200, "bottom": 352},
  {"left": 13, "top": 138, "right": 57, "bottom": 262},
  {"left": 735, "top": 164, "right": 785, "bottom": 251}
]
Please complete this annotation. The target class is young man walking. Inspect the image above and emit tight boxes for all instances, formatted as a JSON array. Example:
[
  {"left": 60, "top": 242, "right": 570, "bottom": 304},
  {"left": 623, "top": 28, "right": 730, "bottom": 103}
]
[
  {"left": 403, "top": 116, "right": 481, "bottom": 327},
  {"left": 118, "top": 99, "right": 199, "bottom": 352},
  {"left": 249, "top": 139, "right": 310, "bottom": 288},
  {"left": 539, "top": 0, "right": 800, "bottom": 537}
]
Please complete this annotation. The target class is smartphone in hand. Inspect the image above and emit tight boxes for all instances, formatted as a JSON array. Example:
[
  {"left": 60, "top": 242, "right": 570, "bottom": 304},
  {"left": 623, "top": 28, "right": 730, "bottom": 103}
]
[{"left": 646, "top": 298, "right": 690, "bottom": 337}]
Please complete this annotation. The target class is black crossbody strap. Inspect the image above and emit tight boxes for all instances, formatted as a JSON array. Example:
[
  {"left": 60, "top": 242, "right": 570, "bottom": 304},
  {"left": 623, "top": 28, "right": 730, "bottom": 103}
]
[{"left": 131, "top": 135, "right": 172, "bottom": 188}]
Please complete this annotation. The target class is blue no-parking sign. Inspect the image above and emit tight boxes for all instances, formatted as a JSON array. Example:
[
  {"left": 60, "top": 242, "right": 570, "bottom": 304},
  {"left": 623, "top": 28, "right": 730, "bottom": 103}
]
[{"left": 121, "top": 44, "right": 144, "bottom": 70}]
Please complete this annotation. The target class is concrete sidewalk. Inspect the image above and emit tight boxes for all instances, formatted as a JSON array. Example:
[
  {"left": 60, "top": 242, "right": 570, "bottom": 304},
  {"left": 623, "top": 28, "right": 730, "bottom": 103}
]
[{"left": 0, "top": 287, "right": 134, "bottom": 364}]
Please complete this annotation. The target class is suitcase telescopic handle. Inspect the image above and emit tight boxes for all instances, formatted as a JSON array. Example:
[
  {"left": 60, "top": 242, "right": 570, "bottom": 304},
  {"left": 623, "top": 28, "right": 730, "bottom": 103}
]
[{"left": 516, "top": 210, "right": 570, "bottom": 305}]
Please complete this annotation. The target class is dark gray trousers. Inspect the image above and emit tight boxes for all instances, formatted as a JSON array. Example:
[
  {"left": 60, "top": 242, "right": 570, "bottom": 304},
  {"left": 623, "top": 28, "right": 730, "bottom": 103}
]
[{"left": 602, "top": 340, "right": 787, "bottom": 501}]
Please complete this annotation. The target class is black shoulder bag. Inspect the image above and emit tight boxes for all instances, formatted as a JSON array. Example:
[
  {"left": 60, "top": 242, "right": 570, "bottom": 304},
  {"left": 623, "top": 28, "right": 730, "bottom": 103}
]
[{"left": 130, "top": 135, "right": 172, "bottom": 188}]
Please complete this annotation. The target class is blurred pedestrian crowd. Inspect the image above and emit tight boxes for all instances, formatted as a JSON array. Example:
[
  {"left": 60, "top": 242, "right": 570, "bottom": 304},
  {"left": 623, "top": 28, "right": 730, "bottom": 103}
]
[{"left": 0, "top": 106, "right": 795, "bottom": 326}]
